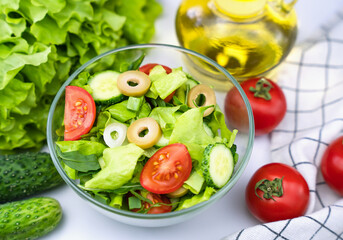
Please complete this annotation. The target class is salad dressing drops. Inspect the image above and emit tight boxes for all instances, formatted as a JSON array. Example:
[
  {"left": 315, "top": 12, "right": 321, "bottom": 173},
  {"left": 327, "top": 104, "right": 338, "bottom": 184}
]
[{"left": 175, "top": 0, "right": 297, "bottom": 90}]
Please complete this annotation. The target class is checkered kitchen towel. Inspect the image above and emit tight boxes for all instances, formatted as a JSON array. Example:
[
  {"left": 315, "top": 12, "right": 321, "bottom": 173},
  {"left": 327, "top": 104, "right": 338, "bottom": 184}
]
[{"left": 223, "top": 12, "right": 343, "bottom": 240}]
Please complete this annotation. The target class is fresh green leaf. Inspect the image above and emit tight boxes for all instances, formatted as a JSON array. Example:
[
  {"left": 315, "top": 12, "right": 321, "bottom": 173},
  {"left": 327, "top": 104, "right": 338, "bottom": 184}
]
[
  {"left": 149, "top": 106, "right": 180, "bottom": 137},
  {"left": 85, "top": 143, "right": 144, "bottom": 190},
  {"left": 107, "top": 100, "right": 136, "bottom": 122},
  {"left": 56, "top": 140, "right": 106, "bottom": 157},
  {"left": 183, "top": 170, "right": 204, "bottom": 194},
  {"left": 169, "top": 107, "right": 215, "bottom": 161},
  {"left": 56, "top": 145, "right": 101, "bottom": 172},
  {"left": 176, "top": 187, "right": 216, "bottom": 211},
  {"left": 149, "top": 66, "right": 188, "bottom": 100}
]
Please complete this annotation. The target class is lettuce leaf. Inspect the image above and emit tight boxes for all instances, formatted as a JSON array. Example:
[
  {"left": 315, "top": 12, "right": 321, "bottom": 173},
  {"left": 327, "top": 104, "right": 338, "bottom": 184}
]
[
  {"left": 149, "top": 106, "right": 180, "bottom": 137},
  {"left": 207, "top": 105, "right": 237, "bottom": 147},
  {"left": 176, "top": 187, "right": 216, "bottom": 211},
  {"left": 85, "top": 143, "right": 144, "bottom": 190},
  {"left": 183, "top": 170, "right": 204, "bottom": 194},
  {"left": 56, "top": 140, "right": 106, "bottom": 156},
  {"left": 107, "top": 100, "right": 136, "bottom": 123},
  {"left": 169, "top": 107, "right": 215, "bottom": 161},
  {"left": 148, "top": 66, "right": 188, "bottom": 100}
]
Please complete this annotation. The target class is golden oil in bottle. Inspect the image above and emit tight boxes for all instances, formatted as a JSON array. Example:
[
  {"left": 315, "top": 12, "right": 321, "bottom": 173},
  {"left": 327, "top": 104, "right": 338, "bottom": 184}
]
[{"left": 175, "top": 0, "right": 297, "bottom": 90}]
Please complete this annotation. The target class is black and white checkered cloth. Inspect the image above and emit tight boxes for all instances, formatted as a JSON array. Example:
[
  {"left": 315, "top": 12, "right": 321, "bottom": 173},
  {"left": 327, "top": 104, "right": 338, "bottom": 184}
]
[{"left": 223, "top": 13, "right": 343, "bottom": 240}]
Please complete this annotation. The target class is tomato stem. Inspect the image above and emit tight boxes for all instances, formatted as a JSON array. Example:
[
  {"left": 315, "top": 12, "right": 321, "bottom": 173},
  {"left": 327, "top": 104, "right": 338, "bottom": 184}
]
[
  {"left": 249, "top": 78, "right": 273, "bottom": 100},
  {"left": 255, "top": 177, "right": 284, "bottom": 201}
]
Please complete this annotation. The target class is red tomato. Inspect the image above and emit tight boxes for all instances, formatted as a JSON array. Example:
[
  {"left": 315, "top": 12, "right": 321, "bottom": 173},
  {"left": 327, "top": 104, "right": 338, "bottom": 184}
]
[
  {"left": 140, "top": 143, "right": 192, "bottom": 194},
  {"left": 246, "top": 163, "right": 310, "bottom": 223},
  {"left": 64, "top": 86, "right": 96, "bottom": 141},
  {"left": 225, "top": 77, "right": 286, "bottom": 136},
  {"left": 130, "top": 193, "right": 172, "bottom": 214},
  {"left": 139, "top": 63, "right": 172, "bottom": 75},
  {"left": 320, "top": 136, "right": 343, "bottom": 196},
  {"left": 139, "top": 63, "right": 175, "bottom": 102}
]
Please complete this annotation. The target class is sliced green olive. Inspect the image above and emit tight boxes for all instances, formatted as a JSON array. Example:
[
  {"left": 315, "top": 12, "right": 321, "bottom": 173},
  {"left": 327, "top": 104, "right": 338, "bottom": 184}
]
[
  {"left": 187, "top": 84, "right": 216, "bottom": 117},
  {"left": 167, "top": 186, "right": 189, "bottom": 198},
  {"left": 127, "top": 117, "right": 161, "bottom": 149},
  {"left": 117, "top": 70, "right": 151, "bottom": 97}
]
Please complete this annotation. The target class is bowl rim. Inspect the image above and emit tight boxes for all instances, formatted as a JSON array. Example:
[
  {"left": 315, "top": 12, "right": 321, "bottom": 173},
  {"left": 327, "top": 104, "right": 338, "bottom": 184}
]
[{"left": 47, "top": 43, "right": 254, "bottom": 219}]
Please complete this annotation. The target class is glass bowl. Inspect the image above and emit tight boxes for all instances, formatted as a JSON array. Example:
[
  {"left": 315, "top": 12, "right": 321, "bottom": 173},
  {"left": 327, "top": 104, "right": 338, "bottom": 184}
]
[{"left": 47, "top": 43, "right": 254, "bottom": 227}]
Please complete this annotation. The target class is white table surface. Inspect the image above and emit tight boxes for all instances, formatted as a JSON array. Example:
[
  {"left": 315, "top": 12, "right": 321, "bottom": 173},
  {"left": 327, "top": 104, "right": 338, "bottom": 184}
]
[{"left": 43, "top": 1, "right": 343, "bottom": 239}]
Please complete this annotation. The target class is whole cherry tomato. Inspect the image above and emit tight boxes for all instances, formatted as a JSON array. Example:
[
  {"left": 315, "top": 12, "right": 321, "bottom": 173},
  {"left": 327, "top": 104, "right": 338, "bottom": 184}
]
[
  {"left": 225, "top": 77, "right": 286, "bottom": 136},
  {"left": 320, "top": 136, "right": 343, "bottom": 196},
  {"left": 246, "top": 163, "right": 310, "bottom": 223}
]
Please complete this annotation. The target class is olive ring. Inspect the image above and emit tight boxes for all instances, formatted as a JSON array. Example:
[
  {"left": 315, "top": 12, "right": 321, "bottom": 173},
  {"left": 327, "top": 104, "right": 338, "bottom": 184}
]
[
  {"left": 187, "top": 84, "right": 216, "bottom": 117},
  {"left": 117, "top": 70, "right": 151, "bottom": 97},
  {"left": 127, "top": 117, "right": 162, "bottom": 149}
]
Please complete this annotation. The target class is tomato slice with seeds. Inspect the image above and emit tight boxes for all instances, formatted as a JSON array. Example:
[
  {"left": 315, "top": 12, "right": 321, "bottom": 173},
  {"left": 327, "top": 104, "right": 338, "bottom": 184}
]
[
  {"left": 64, "top": 86, "right": 96, "bottom": 141},
  {"left": 139, "top": 63, "right": 175, "bottom": 102},
  {"left": 140, "top": 143, "right": 192, "bottom": 194}
]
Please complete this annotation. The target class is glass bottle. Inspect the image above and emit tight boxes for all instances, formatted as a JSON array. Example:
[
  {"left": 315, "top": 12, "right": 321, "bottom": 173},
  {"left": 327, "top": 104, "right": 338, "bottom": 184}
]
[{"left": 175, "top": 0, "right": 298, "bottom": 90}]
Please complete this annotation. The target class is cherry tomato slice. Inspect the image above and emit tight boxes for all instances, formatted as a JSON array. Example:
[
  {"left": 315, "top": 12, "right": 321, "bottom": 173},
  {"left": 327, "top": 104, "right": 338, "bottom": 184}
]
[
  {"left": 64, "top": 86, "right": 96, "bottom": 141},
  {"left": 130, "top": 192, "right": 172, "bottom": 214},
  {"left": 140, "top": 143, "right": 192, "bottom": 194},
  {"left": 139, "top": 63, "right": 172, "bottom": 75},
  {"left": 139, "top": 63, "right": 175, "bottom": 102}
]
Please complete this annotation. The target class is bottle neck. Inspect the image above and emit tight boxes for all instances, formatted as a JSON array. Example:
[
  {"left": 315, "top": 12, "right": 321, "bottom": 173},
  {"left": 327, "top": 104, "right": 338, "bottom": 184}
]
[{"left": 213, "top": 0, "right": 267, "bottom": 19}]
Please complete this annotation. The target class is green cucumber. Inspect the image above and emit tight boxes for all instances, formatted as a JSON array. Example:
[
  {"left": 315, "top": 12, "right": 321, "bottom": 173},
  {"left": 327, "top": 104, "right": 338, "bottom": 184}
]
[
  {"left": 202, "top": 143, "right": 234, "bottom": 188},
  {"left": 88, "top": 70, "right": 125, "bottom": 104},
  {"left": 0, "top": 197, "right": 62, "bottom": 240},
  {"left": 0, "top": 152, "right": 64, "bottom": 203}
]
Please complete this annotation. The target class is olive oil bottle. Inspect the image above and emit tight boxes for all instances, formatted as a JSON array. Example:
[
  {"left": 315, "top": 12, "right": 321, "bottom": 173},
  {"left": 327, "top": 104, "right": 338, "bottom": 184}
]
[{"left": 175, "top": 0, "right": 297, "bottom": 90}]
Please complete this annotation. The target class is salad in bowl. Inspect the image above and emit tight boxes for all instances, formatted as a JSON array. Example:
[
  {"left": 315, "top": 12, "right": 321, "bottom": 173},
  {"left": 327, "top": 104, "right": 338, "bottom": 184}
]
[{"left": 47, "top": 44, "right": 254, "bottom": 226}]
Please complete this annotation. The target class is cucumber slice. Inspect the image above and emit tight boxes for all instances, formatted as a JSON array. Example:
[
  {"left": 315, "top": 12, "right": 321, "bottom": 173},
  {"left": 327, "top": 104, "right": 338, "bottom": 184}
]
[
  {"left": 88, "top": 70, "right": 124, "bottom": 104},
  {"left": 202, "top": 143, "right": 234, "bottom": 188}
]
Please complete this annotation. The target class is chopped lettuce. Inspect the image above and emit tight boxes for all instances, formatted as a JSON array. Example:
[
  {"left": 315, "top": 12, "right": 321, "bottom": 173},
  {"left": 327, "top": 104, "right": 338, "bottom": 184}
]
[
  {"left": 56, "top": 140, "right": 106, "bottom": 156},
  {"left": 183, "top": 170, "right": 205, "bottom": 194},
  {"left": 85, "top": 143, "right": 144, "bottom": 190},
  {"left": 148, "top": 66, "right": 188, "bottom": 100},
  {"left": 176, "top": 187, "right": 216, "bottom": 211},
  {"left": 207, "top": 105, "right": 237, "bottom": 147},
  {"left": 149, "top": 106, "right": 180, "bottom": 137},
  {"left": 107, "top": 100, "right": 136, "bottom": 123},
  {"left": 55, "top": 140, "right": 106, "bottom": 172},
  {"left": 169, "top": 107, "right": 215, "bottom": 161}
]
